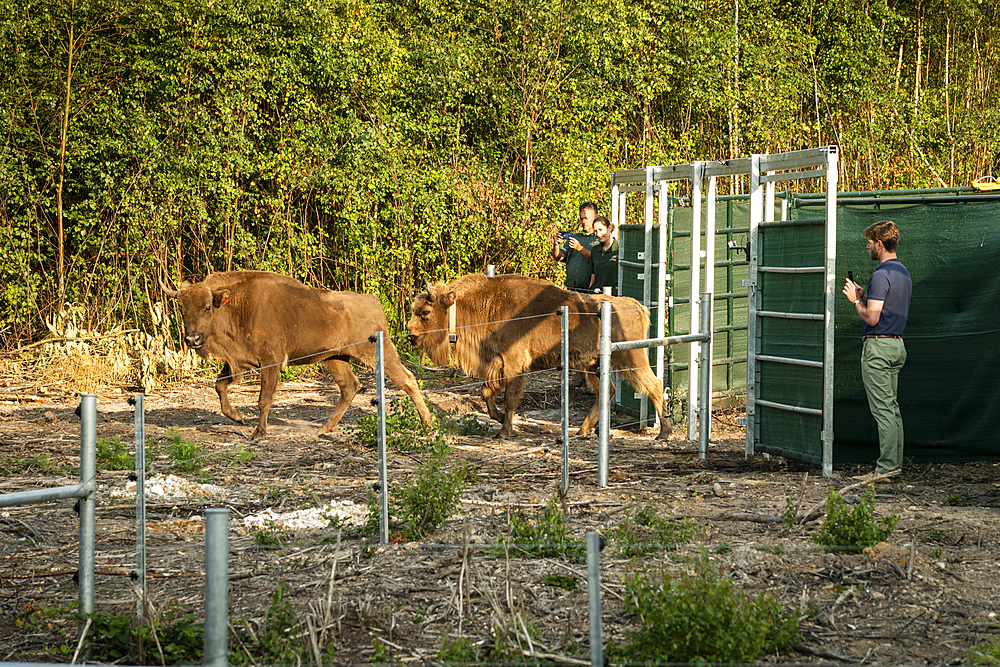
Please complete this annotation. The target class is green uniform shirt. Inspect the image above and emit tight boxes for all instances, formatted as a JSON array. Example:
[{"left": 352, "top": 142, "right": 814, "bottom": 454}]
[
  {"left": 590, "top": 239, "right": 619, "bottom": 295},
  {"left": 560, "top": 232, "right": 597, "bottom": 290}
]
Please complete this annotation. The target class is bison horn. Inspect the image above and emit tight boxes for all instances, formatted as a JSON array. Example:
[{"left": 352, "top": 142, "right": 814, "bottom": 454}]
[
  {"left": 424, "top": 281, "right": 435, "bottom": 303},
  {"left": 158, "top": 277, "right": 179, "bottom": 298}
]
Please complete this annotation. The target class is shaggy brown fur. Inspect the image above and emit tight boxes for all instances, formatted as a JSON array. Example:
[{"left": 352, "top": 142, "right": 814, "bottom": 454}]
[
  {"left": 407, "top": 273, "right": 670, "bottom": 439},
  {"left": 161, "top": 271, "right": 432, "bottom": 440}
]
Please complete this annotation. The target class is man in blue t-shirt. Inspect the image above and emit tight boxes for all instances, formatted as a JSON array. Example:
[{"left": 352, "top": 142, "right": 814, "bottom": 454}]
[{"left": 843, "top": 220, "right": 912, "bottom": 480}]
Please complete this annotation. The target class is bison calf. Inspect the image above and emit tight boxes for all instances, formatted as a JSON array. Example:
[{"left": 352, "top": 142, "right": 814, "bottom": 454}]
[
  {"left": 407, "top": 273, "right": 670, "bottom": 440},
  {"left": 161, "top": 271, "right": 432, "bottom": 440}
]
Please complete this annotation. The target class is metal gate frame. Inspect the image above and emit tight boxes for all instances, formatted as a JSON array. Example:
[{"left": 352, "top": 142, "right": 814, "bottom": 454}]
[{"left": 745, "top": 147, "right": 839, "bottom": 476}]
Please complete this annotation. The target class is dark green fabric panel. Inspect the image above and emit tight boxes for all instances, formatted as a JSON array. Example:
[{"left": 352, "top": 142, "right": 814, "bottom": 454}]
[
  {"left": 807, "top": 197, "right": 1000, "bottom": 463},
  {"left": 759, "top": 405, "right": 822, "bottom": 459}
]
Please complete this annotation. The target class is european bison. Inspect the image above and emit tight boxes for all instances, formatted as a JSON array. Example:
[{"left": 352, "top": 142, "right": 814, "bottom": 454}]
[
  {"left": 160, "top": 271, "right": 433, "bottom": 440},
  {"left": 407, "top": 273, "right": 670, "bottom": 439}
]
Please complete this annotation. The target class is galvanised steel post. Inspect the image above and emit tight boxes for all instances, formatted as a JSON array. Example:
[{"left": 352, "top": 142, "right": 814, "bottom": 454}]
[
  {"left": 132, "top": 393, "right": 147, "bottom": 617},
  {"left": 586, "top": 530, "right": 603, "bottom": 667},
  {"left": 597, "top": 300, "right": 612, "bottom": 487},
  {"left": 204, "top": 508, "right": 229, "bottom": 667},
  {"left": 560, "top": 306, "right": 569, "bottom": 492},
  {"left": 486, "top": 264, "right": 495, "bottom": 277},
  {"left": 374, "top": 331, "right": 389, "bottom": 545},
  {"left": 78, "top": 394, "right": 96, "bottom": 641},
  {"left": 699, "top": 292, "right": 713, "bottom": 458}
]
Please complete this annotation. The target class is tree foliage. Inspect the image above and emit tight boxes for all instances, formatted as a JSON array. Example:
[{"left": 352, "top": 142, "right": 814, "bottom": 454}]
[{"left": 2, "top": 0, "right": 997, "bottom": 346}]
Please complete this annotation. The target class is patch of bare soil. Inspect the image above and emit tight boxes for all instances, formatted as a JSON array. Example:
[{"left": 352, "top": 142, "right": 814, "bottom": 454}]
[{"left": 1, "top": 366, "right": 999, "bottom": 666}]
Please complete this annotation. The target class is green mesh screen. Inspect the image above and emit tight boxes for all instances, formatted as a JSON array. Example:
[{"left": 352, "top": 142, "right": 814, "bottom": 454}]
[
  {"left": 754, "top": 216, "right": 828, "bottom": 462},
  {"left": 805, "top": 194, "right": 1000, "bottom": 464}
]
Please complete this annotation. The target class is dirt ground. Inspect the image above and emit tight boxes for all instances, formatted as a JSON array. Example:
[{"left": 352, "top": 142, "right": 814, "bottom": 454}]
[{"left": 1, "top": 364, "right": 999, "bottom": 666}]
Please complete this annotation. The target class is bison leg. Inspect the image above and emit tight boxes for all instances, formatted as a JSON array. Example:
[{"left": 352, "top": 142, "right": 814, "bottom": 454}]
[
  {"left": 495, "top": 373, "right": 528, "bottom": 439},
  {"left": 318, "top": 359, "right": 361, "bottom": 435},
  {"left": 481, "top": 384, "right": 505, "bottom": 424},
  {"left": 620, "top": 353, "right": 672, "bottom": 440},
  {"left": 576, "top": 368, "right": 614, "bottom": 438},
  {"left": 382, "top": 347, "right": 434, "bottom": 426},
  {"left": 250, "top": 364, "right": 281, "bottom": 440},
  {"left": 215, "top": 363, "right": 244, "bottom": 425}
]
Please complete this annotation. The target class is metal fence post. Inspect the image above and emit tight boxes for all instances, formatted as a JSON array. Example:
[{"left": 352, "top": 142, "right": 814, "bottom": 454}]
[
  {"left": 204, "top": 508, "right": 229, "bottom": 667},
  {"left": 699, "top": 292, "right": 713, "bottom": 458},
  {"left": 486, "top": 264, "right": 495, "bottom": 277},
  {"left": 560, "top": 306, "right": 570, "bottom": 492},
  {"left": 78, "top": 394, "right": 96, "bottom": 640},
  {"left": 587, "top": 530, "right": 603, "bottom": 667},
  {"left": 374, "top": 331, "right": 389, "bottom": 545},
  {"left": 131, "top": 393, "right": 147, "bottom": 616},
  {"left": 598, "top": 300, "right": 612, "bottom": 487}
]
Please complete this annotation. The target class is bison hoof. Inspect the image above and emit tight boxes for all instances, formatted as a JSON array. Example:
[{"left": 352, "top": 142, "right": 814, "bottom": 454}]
[
  {"left": 248, "top": 429, "right": 267, "bottom": 441},
  {"left": 656, "top": 424, "right": 673, "bottom": 440},
  {"left": 493, "top": 429, "right": 512, "bottom": 440}
]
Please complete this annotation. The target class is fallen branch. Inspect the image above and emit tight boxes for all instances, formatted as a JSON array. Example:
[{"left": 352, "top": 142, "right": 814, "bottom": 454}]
[
  {"left": 2, "top": 330, "right": 141, "bottom": 357},
  {"left": 798, "top": 472, "right": 899, "bottom": 524}
]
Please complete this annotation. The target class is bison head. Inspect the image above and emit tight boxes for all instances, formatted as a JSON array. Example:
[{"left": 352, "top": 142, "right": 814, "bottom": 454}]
[
  {"left": 407, "top": 282, "right": 454, "bottom": 367},
  {"left": 160, "top": 278, "right": 230, "bottom": 353}
]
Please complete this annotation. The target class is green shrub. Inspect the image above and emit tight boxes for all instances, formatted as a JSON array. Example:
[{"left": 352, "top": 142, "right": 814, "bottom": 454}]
[
  {"left": 366, "top": 440, "right": 467, "bottom": 541},
  {"left": 609, "top": 503, "right": 704, "bottom": 557},
  {"left": 968, "top": 627, "right": 1000, "bottom": 665},
  {"left": 356, "top": 395, "right": 436, "bottom": 452},
  {"left": 542, "top": 573, "right": 579, "bottom": 591},
  {"left": 68, "top": 609, "right": 202, "bottom": 665},
  {"left": 498, "top": 496, "right": 585, "bottom": 562},
  {"left": 232, "top": 581, "right": 314, "bottom": 665},
  {"left": 165, "top": 431, "right": 205, "bottom": 473},
  {"left": 812, "top": 485, "right": 900, "bottom": 552},
  {"left": 610, "top": 554, "right": 800, "bottom": 664},
  {"left": 96, "top": 437, "right": 134, "bottom": 471},
  {"left": 438, "top": 635, "right": 480, "bottom": 663}
]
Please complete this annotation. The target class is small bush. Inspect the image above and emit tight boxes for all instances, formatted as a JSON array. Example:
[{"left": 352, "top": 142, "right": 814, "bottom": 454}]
[
  {"left": 610, "top": 503, "right": 704, "bottom": 557},
  {"left": 946, "top": 493, "right": 970, "bottom": 507},
  {"left": 356, "top": 395, "right": 436, "bottom": 452},
  {"left": 165, "top": 431, "right": 205, "bottom": 473},
  {"left": 232, "top": 581, "right": 313, "bottom": 665},
  {"left": 15, "top": 454, "right": 58, "bottom": 473},
  {"left": 96, "top": 437, "right": 134, "bottom": 471},
  {"left": 813, "top": 485, "right": 900, "bottom": 552},
  {"left": 968, "top": 628, "right": 1000, "bottom": 665},
  {"left": 610, "top": 554, "right": 800, "bottom": 664},
  {"left": 438, "top": 635, "right": 480, "bottom": 663},
  {"left": 69, "top": 609, "right": 202, "bottom": 664},
  {"left": 366, "top": 439, "right": 468, "bottom": 541},
  {"left": 542, "top": 573, "right": 579, "bottom": 591},
  {"left": 499, "top": 496, "right": 585, "bottom": 562}
]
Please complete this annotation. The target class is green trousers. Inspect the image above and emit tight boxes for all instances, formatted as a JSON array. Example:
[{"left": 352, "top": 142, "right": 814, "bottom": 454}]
[{"left": 861, "top": 337, "right": 907, "bottom": 473}]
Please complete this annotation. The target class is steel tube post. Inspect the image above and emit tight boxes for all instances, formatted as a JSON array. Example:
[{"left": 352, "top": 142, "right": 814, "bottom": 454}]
[
  {"left": 597, "top": 300, "right": 612, "bottom": 487},
  {"left": 586, "top": 530, "right": 603, "bottom": 667},
  {"left": 78, "top": 394, "right": 96, "bottom": 638},
  {"left": 204, "top": 508, "right": 229, "bottom": 667},
  {"left": 698, "top": 293, "right": 713, "bottom": 458},
  {"left": 560, "top": 306, "right": 570, "bottom": 492},
  {"left": 688, "top": 165, "right": 703, "bottom": 441},
  {"left": 133, "top": 394, "right": 146, "bottom": 617},
  {"left": 486, "top": 264, "right": 495, "bottom": 277},
  {"left": 375, "top": 332, "right": 389, "bottom": 545}
]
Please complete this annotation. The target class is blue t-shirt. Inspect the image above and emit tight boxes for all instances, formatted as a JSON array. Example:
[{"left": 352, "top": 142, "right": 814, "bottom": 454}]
[{"left": 863, "top": 258, "right": 911, "bottom": 336}]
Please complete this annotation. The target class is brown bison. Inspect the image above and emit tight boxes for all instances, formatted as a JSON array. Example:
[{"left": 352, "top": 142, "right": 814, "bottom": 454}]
[
  {"left": 407, "top": 273, "right": 670, "bottom": 440},
  {"left": 160, "top": 271, "right": 433, "bottom": 440}
]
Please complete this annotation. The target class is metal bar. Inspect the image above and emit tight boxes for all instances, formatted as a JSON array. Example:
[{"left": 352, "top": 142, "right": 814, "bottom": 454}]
[
  {"left": 756, "top": 398, "right": 823, "bottom": 416},
  {"left": 204, "top": 508, "right": 229, "bottom": 667},
  {"left": 701, "top": 158, "right": 753, "bottom": 178},
  {"left": 598, "top": 300, "right": 612, "bottom": 487},
  {"left": 746, "top": 155, "right": 762, "bottom": 459},
  {"left": 823, "top": 149, "right": 840, "bottom": 478},
  {"left": 757, "top": 217, "right": 825, "bottom": 228},
  {"left": 133, "top": 393, "right": 146, "bottom": 619},
  {"left": 0, "top": 483, "right": 90, "bottom": 508},
  {"left": 619, "top": 259, "right": 663, "bottom": 269},
  {"left": 642, "top": 166, "right": 654, "bottom": 428},
  {"left": 796, "top": 194, "right": 998, "bottom": 206},
  {"left": 650, "top": 164, "right": 698, "bottom": 182},
  {"left": 756, "top": 310, "right": 824, "bottom": 321},
  {"left": 761, "top": 167, "right": 829, "bottom": 183},
  {"left": 656, "top": 174, "right": 668, "bottom": 419},
  {"left": 756, "top": 354, "right": 823, "bottom": 368},
  {"left": 698, "top": 291, "right": 713, "bottom": 459},
  {"left": 610, "top": 332, "right": 709, "bottom": 352},
  {"left": 374, "top": 332, "right": 389, "bottom": 545},
  {"left": 758, "top": 265, "right": 825, "bottom": 274},
  {"left": 486, "top": 264, "right": 495, "bottom": 277},
  {"left": 758, "top": 146, "right": 838, "bottom": 172},
  {"left": 560, "top": 307, "right": 569, "bottom": 493},
  {"left": 587, "top": 530, "right": 603, "bottom": 667},
  {"left": 688, "top": 164, "right": 702, "bottom": 440},
  {"left": 78, "top": 395, "right": 96, "bottom": 641}
]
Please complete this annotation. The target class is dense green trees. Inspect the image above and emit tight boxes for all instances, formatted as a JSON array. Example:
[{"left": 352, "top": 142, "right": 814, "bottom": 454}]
[{"left": 2, "top": 0, "right": 997, "bottom": 346}]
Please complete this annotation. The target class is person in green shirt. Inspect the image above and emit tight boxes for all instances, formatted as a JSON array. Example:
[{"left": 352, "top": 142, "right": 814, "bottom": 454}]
[
  {"left": 589, "top": 216, "right": 619, "bottom": 296},
  {"left": 552, "top": 202, "right": 598, "bottom": 291}
]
